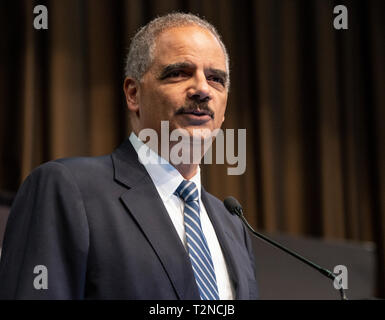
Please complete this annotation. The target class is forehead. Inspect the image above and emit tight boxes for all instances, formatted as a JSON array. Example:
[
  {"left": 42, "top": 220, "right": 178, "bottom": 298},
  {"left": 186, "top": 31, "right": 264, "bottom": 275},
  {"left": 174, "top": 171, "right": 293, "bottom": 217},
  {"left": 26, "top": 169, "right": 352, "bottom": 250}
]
[{"left": 151, "top": 25, "right": 227, "bottom": 70}]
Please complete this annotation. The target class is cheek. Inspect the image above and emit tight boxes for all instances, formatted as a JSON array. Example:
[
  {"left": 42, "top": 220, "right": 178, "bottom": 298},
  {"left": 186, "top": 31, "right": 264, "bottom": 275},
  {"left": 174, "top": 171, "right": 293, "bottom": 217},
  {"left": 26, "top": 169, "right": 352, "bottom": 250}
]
[
  {"left": 215, "top": 96, "right": 227, "bottom": 125},
  {"left": 139, "top": 88, "right": 184, "bottom": 131},
  {"left": 146, "top": 87, "right": 180, "bottom": 112},
  {"left": 140, "top": 88, "right": 165, "bottom": 119}
]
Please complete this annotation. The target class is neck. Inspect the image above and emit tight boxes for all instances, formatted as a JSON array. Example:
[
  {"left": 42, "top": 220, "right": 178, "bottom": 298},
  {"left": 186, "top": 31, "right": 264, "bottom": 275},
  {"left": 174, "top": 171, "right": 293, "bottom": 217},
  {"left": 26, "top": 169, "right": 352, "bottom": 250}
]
[
  {"left": 167, "top": 140, "right": 204, "bottom": 180},
  {"left": 173, "top": 163, "right": 199, "bottom": 180},
  {"left": 132, "top": 130, "right": 205, "bottom": 180}
]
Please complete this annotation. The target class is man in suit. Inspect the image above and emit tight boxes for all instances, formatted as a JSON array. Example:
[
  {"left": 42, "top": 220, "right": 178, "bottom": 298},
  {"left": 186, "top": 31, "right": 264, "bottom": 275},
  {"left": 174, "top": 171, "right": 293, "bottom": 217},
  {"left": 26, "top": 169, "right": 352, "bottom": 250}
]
[{"left": 0, "top": 12, "right": 258, "bottom": 299}]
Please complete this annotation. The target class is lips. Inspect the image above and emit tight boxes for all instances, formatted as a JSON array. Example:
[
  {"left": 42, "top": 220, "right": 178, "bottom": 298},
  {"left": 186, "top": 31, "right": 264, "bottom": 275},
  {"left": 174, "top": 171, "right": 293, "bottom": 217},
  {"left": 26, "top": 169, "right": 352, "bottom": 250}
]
[
  {"left": 177, "top": 108, "right": 214, "bottom": 125},
  {"left": 182, "top": 109, "right": 214, "bottom": 118}
]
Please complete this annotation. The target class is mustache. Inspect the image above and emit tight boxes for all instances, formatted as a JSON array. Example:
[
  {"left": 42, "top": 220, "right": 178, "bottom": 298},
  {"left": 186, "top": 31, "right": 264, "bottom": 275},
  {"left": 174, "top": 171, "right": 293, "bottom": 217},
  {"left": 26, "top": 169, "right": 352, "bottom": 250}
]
[{"left": 175, "top": 101, "right": 215, "bottom": 119}]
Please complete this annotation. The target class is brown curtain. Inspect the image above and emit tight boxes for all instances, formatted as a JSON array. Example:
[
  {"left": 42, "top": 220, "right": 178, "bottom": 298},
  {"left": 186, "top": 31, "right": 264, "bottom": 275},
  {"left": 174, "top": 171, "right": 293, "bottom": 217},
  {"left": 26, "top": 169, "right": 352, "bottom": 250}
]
[{"left": 1, "top": 0, "right": 384, "bottom": 297}]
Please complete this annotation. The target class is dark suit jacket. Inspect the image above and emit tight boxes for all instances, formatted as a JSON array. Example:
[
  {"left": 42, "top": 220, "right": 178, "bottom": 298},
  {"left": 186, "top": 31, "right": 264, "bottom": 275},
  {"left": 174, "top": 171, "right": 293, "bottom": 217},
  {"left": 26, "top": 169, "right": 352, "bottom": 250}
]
[{"left": 0, "top": 139, "right": 258, "bottom": 299}]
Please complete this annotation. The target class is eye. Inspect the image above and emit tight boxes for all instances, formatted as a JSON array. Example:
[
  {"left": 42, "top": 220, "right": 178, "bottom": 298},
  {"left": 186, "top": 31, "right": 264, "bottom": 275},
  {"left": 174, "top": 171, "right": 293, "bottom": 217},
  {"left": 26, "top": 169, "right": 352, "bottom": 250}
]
[
  {"left": 166, "top": 70, "right": 188, "bottom": 78},
  {"left": 207, "top": 75, "right": 225, "bottom": 86}
]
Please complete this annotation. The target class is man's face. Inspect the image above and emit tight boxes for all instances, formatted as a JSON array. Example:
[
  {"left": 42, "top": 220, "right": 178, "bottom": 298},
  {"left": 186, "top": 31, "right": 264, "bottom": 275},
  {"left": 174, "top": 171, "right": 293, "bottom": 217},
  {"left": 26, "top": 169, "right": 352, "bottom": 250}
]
[{"left": 132, "top": 25, "right": 228, "bottom": 139}]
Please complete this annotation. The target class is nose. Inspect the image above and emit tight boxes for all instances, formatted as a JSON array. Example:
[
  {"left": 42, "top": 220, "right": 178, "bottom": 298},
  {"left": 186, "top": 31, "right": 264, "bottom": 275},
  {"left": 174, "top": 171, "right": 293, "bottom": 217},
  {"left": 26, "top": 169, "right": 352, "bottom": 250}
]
[{"left": 187, "top": 72, "right": 211, "bottom": 103}]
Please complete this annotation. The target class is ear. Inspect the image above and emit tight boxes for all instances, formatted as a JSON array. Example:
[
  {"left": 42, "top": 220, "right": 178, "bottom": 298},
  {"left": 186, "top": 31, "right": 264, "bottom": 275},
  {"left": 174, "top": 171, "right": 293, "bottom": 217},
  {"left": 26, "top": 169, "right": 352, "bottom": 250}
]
[{"left": 123, "top": 77, "right": 140, "bottom": 114}]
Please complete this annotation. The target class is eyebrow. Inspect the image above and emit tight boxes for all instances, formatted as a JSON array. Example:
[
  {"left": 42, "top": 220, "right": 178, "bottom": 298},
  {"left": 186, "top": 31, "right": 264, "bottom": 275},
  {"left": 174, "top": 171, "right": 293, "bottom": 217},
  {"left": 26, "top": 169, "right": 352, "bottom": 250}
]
[
  {"left": 158, "top": 62, "right": 193, "bottom": 80},
  {"left": 157, "top": 62, "right": 228, "bottom": 85}
]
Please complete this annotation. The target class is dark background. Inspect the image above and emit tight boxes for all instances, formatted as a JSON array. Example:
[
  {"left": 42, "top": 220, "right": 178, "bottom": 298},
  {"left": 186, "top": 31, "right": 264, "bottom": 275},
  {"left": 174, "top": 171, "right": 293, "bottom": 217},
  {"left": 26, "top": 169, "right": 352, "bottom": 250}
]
[{"left": 0, "top": 0, "right": 384, "bottom": 298}]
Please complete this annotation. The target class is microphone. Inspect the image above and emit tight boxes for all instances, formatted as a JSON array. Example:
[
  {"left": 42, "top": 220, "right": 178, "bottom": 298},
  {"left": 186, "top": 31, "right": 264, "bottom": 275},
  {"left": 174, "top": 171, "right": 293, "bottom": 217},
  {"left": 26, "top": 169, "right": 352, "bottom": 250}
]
[{"left": 223, "top": 196, "right": 348, "bottom": 300}]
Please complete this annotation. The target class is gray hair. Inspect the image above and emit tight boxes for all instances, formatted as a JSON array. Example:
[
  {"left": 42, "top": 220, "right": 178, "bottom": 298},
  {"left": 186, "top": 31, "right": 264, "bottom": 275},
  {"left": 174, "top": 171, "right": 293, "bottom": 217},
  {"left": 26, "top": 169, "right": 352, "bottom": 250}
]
[{"left": 124, "top": 12, "right": 230, "bottom": 87}]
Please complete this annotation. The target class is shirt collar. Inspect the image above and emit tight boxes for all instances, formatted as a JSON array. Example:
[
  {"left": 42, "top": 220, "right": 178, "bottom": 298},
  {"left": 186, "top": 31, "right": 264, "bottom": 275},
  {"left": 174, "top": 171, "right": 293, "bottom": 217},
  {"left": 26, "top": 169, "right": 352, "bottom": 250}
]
[{"left": 129, "top": 132, "right": 202, "bottom": 202}]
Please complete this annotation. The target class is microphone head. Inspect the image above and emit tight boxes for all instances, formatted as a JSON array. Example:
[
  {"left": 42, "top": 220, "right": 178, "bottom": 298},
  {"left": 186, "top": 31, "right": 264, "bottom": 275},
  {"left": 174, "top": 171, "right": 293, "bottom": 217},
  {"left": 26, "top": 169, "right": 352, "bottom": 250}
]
[{"left": 223, "top": 196, "right": 243, "bottom": 217}]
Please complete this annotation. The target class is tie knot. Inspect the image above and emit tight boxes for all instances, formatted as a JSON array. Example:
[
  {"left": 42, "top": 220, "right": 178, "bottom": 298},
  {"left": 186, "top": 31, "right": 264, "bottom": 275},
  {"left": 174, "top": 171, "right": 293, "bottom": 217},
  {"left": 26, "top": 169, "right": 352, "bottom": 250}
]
[{"left": 176, "top": 180, "right": 199, "bottom": 203}]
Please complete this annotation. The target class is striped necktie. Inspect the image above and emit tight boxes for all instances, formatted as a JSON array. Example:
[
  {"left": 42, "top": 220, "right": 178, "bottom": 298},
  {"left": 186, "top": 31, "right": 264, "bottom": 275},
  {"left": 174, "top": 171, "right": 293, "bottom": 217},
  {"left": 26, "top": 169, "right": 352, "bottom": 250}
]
[{"left": 176, "top": 180, "right": 220, "bottom": 300}]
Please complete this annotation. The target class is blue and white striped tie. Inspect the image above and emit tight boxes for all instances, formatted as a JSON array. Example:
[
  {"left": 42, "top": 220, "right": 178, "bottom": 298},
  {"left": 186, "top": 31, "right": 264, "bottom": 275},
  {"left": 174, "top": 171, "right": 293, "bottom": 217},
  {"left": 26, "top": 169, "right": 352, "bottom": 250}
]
[{"left": 176, "top": 180, "right": 220, "bottom": 300}]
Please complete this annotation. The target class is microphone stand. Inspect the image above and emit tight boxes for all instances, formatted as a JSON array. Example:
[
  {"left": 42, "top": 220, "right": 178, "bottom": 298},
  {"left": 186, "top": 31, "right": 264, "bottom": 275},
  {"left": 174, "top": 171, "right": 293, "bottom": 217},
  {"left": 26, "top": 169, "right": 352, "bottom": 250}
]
[{"left": 236, "top": 208, "right": 348, "bottom": 300}]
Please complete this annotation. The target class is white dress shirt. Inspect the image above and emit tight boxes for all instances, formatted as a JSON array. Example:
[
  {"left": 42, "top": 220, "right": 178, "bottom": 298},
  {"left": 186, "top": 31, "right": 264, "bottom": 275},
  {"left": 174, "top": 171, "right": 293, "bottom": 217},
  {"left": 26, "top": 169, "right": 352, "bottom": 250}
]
[{"left": 129, "top": 132, "right": 234, "bottom": 300}]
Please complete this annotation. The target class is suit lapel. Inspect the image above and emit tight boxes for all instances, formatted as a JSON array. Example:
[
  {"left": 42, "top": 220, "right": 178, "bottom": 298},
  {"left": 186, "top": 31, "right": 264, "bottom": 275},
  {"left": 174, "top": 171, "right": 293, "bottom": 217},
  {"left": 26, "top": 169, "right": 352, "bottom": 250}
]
[
  {"left": 201, "top": 188, "right": 248, "bottom": 299},
  {"left": 112, "top": 140, "right": 200, "bottom": 300}
]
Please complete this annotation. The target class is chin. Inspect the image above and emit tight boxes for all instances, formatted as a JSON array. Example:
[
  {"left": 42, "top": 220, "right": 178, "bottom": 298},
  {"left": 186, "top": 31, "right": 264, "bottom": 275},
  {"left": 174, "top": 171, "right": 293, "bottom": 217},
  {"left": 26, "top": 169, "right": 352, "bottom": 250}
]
[{"left": 183, "top": 125, "right": 215, "bottom": 140}]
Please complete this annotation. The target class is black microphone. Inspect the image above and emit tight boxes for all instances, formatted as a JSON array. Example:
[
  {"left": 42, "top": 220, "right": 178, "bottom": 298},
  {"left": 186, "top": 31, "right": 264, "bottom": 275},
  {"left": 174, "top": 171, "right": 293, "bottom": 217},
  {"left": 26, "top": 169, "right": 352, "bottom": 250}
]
[{"left": 223, "top": 196, "right": 348, "bottom": 300}]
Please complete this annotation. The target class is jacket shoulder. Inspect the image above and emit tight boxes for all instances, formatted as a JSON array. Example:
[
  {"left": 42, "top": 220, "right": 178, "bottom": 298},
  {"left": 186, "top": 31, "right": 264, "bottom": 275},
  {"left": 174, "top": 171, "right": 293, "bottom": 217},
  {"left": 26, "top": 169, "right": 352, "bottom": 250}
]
[{"left": 28, "top": 155, "right": 112, "bottom": 179}]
